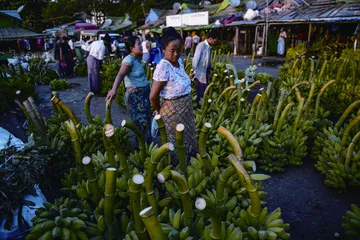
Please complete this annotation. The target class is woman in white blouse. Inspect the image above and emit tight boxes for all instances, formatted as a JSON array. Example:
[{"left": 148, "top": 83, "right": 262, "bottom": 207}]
[{"left": 150, "top": 27, "right": 198, "bottom": 161}]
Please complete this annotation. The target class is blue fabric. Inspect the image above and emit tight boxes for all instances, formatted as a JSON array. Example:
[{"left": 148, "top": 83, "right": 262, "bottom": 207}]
[
  {"left": 123, "top": 55, "right": 149, "bottom": 88},
  {"left": 277, "top": 39, "right": 285, "bottom": 55},
  {"left": 125, "top": 85, "right": 152, "bottom": 143}
]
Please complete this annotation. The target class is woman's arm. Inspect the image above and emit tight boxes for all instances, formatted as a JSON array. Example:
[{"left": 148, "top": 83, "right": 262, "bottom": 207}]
[
  {"left": 150, "top": 81, "right": 166, "bottom": 113},
  {"left": 106, "top": 63, "right": 131, "bottom": 100}
]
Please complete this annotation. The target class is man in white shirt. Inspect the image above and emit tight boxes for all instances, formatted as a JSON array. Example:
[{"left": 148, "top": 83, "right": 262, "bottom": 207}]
[
  {"left": 192, "top": 33, "right": 200, "bottom": 52},
  {"left": 86, "top": 34, "right": 111, "bottom": 94}
]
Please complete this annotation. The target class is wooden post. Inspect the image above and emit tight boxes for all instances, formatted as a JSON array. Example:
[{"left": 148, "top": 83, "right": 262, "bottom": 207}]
[
  {"left": 235, "top": 27, "right": 239, "bottom": 56},
  {"left": 254, "top": 26, "right": 259, "bottom": 55},
  {"left": 308, "top": 23, "right": 312, "bottom": 42}
]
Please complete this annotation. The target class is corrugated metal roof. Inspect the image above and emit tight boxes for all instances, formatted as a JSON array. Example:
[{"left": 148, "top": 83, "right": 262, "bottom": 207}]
[
  {"left": 0, "top": 27, "right": 49, "bottom": 41},
  {"left": 0, "top": 10, "right": 22, "bottom": 21}
]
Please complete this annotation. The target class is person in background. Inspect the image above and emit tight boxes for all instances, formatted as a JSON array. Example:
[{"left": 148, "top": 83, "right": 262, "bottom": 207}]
[
  {"left": 87, "top": 35, "right": 111, "bottom": 94},
  {"left": 49, "top": 37, "right": 54, "bottom": 49},
  {"left": 277, "top": 27, "right": 287, "bottom": 56},
  {"left": 142, "top": 34, "right": 151, "bottom": 64},
  {"left": 60, "top": 36, "right": 71, "bottom": 76},
  {"left": 184, "top": 33, "right": 193, "bottom": 56},
  {"left": 192, "top": 29, "right": 220, "bottom": 106},
  {"left": 106, "top": 36, "right": 152, "bottom": 143},
  {"left": 44, "top": 39, "right": 50, "bottom": 51},
  {"left": 68, "top": 36, "right": 77, "bottom": 56},
  {"left": 150, "top": 27, "right": 198, "bottom": 161},
  {"left": 112, "top": 37, "right": 120, "bottom": 58},
  {"left": 54, "top": 36, "right": 65, "bottom": 77},
  {"left": 192, "top": 32, "right": 200, "bottom": 52},
  {"left": 85, "top": 36, "right": 94, "bottom": 49}
]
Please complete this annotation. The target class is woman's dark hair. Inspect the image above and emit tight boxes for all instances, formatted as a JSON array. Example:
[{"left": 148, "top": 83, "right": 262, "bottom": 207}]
[
  {"left": 125, "top": 35, "right": 139, "bottom": 53},
  {"left": 145, "top": 34, "right": 151, "bottom": 41},
  {"left": 160, "top": 27, "right": 182, "bottom": 50}
]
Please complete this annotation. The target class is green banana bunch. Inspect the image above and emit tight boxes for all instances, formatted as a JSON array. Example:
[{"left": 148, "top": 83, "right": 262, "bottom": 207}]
[
  {"left": 130, "top": 142, "right": 158, "bottom": 169},
  {"left": 26, "top": 197, "right": 96, "bottom": 240},
  {"left": 342, "top": 204, "right": 360, "bottom": 238}
]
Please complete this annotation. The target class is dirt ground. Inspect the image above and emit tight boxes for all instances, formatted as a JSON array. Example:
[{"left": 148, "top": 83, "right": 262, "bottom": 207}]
[{"left": 1, "top": 57, "right": 360, "bottom": 240}]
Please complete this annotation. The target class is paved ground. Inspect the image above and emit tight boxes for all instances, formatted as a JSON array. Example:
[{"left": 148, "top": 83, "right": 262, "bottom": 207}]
[{"left": 2, "top": 56, "right": 360, "bottom": 240}]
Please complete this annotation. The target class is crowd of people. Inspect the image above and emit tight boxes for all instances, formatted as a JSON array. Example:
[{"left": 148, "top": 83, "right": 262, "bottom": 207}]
[{"left": 53, "top": 36, "right": 77, "bottom": 78}]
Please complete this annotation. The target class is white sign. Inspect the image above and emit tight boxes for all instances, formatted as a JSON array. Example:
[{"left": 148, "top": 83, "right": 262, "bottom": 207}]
[{"left": 166, "top": 11, "right": 209, "bottom": 27}]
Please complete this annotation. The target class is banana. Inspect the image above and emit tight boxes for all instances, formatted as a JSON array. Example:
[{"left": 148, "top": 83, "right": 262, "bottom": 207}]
[
  {"left": 179, "top": 227, "right": 190, "bottom": 240},
  {"left": 172, "top": 209, "right": 181, "bottom": 230},
  {"left": 61, "top": 227, "right": 71, "bottom": 240},
  {"left": 247, "top": 226, "right": 258, "bottom": 239},
  {"left": 225, "top": 196, "right": 237, "bottom": 211},
  {"left": 266, "top": 219, "right": 284, "bottom": 228}
]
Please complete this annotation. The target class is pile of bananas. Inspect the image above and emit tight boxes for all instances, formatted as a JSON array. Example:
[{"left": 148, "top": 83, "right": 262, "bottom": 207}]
[
  {"left": 342, "top": 204, "right": 360, "bottom": 238},
  {"left": 49, "top": 79, "right": 71, "bottom": 91}
]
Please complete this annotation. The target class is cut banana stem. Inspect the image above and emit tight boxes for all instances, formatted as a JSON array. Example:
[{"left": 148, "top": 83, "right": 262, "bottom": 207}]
[
  {"left": 145, "top": 143, "right": 174, "bottom": 214},
  {"left": 155, "top": 114, "right": 171, "bottom": 167},
  {"left": 216, "top": 166, "right": 235, "bottom": 207},
  {"left": 273, "top": 89, "right": 286, "bottom": 130},
  {"left": 227, "top": 154, "right": 261, "bottom": 218},
  {"left": 140, "top": 207, "right": 167, "bottom": 240},
  {"left": 104, "top": 99, "right": 113, "bottom": 125},
  {"left": 276, "top": 102, "right": 295, "bottom": 136},
  {"left": 341, "top": 114, "right": 360, "bottom": 146},
  {"left": 217, "top": 126, "right": 243, "bottom": 161},
  {"left": 82, "top": 156, "right": 101, "bottom": 204},
  {"left": 231, "top": 98, "right": 245, "bottom": 132},
  {"left": 102, "top": 130, "right": 117, "bottom": 169},
  {"left": 122, "top": 120, "right": 146, "bottom": 161},
  {"left": 64, "top": 120, "right": 85, "bottom": 181},
  {"left": 196, "top": 99, "right": 212, "bottom": 129},
  {"left": 244, "top": 94, "right": 261, "bottom": 142},
  {"left": 217, "top": 86, "right": 236, "bottom": 107},
  {"left": 199, "top": 123, "right": 212, "bottom": 175},
  {"left": 315, "top": 80, "right": 336, "bottom": 118},
  {"left": 105, "top": 124, "right": 130, "bottom": 175},
  {"left": 157, "top": 169, "right": 193, "bottom": 230},
  {"left": 335, "top": 100, "right": 360, "bottom": 129},
  {"left": 294, "top": 87, "right": 302, "bottom": 103},
  {"left": 292, "top": 98, "right": 305, "bottom": 135},
  {"left": 104, "top": 168, "right": 119, "bottom": 239},
  {"left": 176, "top": 124, "right": 187, "bottom": 175},
  {"left": 248, "top": 80, "right": 260, "bottom": 90},
  {"left": 304, "top": 83, "right": 316, "bottom": 111},
  {"left": 84, "top": 92, "right": 94, "bottom": 124},
  {"left": 195, "top": 197, "right": 221, "bottom": 239},
  {"left": 51, "top": 95, "right": 80, "bottom": 125},
  {"left": 23, "top": 100, "right": 49, "bottom": 145},
  {"left": 28, "top": 96, "right": 46, "bottom": 129},
  {"left": 255, "top": 88, "right": 267, "bottom": 128},
  {"left": 345, "top": 131, "right": 360, "bottom": 166},
  {"left": 129, "top": 175, "right": 147, "bottom": 240}
]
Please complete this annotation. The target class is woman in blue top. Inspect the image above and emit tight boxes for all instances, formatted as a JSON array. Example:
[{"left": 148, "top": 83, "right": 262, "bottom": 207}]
[
  {"left": 150, "top": 27, "right": 198, "bottom": 161},
  {"left": 106, "top": 36, "right": 151, "bottom": 143}
]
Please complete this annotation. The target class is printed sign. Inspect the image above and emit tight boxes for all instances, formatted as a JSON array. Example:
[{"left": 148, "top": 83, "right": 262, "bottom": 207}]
[{"left": 166, "top": 11, "right": 209, "bottom": 27}]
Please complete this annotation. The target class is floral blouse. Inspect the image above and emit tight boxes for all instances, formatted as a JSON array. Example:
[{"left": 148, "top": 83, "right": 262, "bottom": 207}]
[{"left": 153, "top": 58, "right": 191, "bottom": 100}]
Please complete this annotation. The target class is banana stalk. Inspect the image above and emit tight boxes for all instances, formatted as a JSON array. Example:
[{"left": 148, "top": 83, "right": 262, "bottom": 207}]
[
  {"left": 195, "top": 198, "right": 221, "bottom": 240},
  {"left": 105, "top": 124, "right": 130, "bottom": 176},
  {"left": 129, "top": 174, "right": 147, "bottom": 240},
  {"left": 292, "top": 98, "right": 305, "bottom": 136},
  {"left": 140, "top": 207, "right": 167, "bottom": 240},
  {"left": 51, "top": 95, "right": 80, "bottom": 125},
  {"left": 341, "top": 115, "right": 360, "bottom": 146},
  {"left": 294, "top": 87, "right": 302, "bottom": 103},
  {"left": 303, "top": 83, "right": 315, "bottom": 111},
  {"left": 84, "top": 92, "right": 94, "bottom": 124},
  {"left": 176, "top": 124, "right": 187, "bottom": 175},
  {"left": 102, "top": 131, "right": 117, "bottom": 169},
  {"left": 104, "top": 168, "right": 119, "bottom": 239},
  {"left": 248, "top": 80, "right": 260, "bottom": 90},
  {"left": 335, "top": 100, "right": 360, "bottom": 129},
  {"left": 216, "top": 166, "right": 235, "bottom": 207},
  {"left": 255, "top": 88, "right": 267, "bottom": 128},
  {"left": 158, "top": 170, "right": 193, "bottom": 230},
  {"left": 64, "top": 120, "right": 85, "bottom": 181},
  {"left": 276, "top": 102, "right": 295, "bottom": 136},
  {"left": 155, "top": 114, "right": 171, "bottom": 167},
  {"left": 314, "top": 80, "right": 336, "bottom": 118},
  {"left": 199, "top": 123, "right": 212, "bottom": 175},
  {"left": 244, "top": 94, "right": 261, "bottom": 142},
  {"left": 82, "top": 156, "right": 101, "bottom": 204},
  {"left": 104, "top": 99, "right": 113, "bottom": 125},
  {"left": 273, "top": 89, "right": 286, "bottom": 130},
  {"left": 216, "top": 86, "right": 235, "bottom": 108},
  {"left": 196, "top": 99, "right": 213, "bottom": 129},
  {"left": 227, "top": 154, "right": 261, "bottom": 218},
  {"left": 345, "top": 130, "right": 360, "bottom": 166},
  {"left": 122, "top": 120, "right": 146, "bottom": 161},
  {"left": 217, "top": 126, "right": 243, "bottom": 161},
  {"left": 22, "top": 100, "right": 49, "bottom": 145},
  {"left": 145, "top": 143, "right": 174, "bottom": 214},
  {"left": 27, "top": 96, "right": 46, "bottom": 128}
]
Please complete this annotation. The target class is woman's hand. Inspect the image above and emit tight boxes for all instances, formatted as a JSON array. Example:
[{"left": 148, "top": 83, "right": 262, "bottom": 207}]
[{"left": 106, "top": 88, "right": 117, "bottom": 100}]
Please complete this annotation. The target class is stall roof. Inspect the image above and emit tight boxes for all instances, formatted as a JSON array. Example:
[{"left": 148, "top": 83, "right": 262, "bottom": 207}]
[
  {"left": 0, "top": 27, "right": 50, "bottom": 41},
  {"left": 266, "top": 2, "right": 360, "bottom": 24},
  {"left": 0, "top": 10, "right": 22, "bottom": 21}
]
